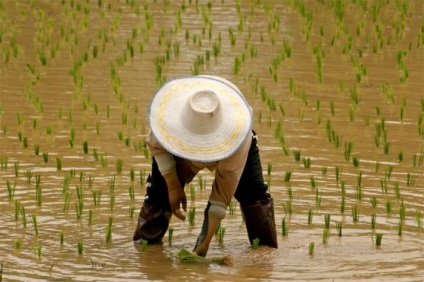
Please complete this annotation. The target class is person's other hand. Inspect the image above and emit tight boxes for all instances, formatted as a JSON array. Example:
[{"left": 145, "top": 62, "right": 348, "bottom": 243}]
[{"left": 165, "top": 172, "right": 187, "bottom": 221}]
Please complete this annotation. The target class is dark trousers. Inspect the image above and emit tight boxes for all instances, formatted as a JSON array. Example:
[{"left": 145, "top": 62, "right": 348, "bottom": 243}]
[{"left": 144, "top": 131, "right": 269, "bottom": 209}]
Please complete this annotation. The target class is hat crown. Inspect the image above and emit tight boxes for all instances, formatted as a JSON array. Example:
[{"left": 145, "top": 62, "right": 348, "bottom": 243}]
[{"left": 182, "top": 90, "right": 222, "bottom": 134}]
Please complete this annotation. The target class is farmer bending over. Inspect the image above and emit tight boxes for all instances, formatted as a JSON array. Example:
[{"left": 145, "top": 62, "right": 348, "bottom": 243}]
[{"left": 133, "top": 75, "right": 278, "bottom": 256}]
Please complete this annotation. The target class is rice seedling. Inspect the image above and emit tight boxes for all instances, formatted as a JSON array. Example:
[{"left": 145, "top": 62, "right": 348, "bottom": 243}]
[
  {"left": 228, "top": 201, "right": 236, "bottom": 215},
  {"left": 292, "top": 149, "right": 301, "bottom": 161},
  {"left": 383, "top": 142, "right": 390, "bottom": 154},
  {"left": 322, "top": 228, "right": 329, "bottom": 244},
  {"left": 282, "top": 217, "right": 288, "bottom": 237},
  {"left": 375, "top": 233, "right": 383, "bottom": 247},
  {"left": 371, "top": 214, "right": 376, "bottom": 229},
  {"left": 284, "top": 171, "right": 292, "bottom": 182},
  {"left": 6, "top": 181, "right": 16, "bottom": 201},
  {"left": 31, "top": 214, "right": 39, "bottom": 236},
  {"left": 385, "top": 166, "right": 394, "bottom": 179},
  {"left": 14, "top": 239, "right": 22, "bottom": 250},
  {"left": 305, "top": 242, "right": 314, "bottom": 257},
  {"left": 63, "top": 192, "right": 72, "bottom": 212},
  {"left": 168, "top": 227, "right": 174, "bottom": 246},
  {"left": 109, "top": 175, "right": 115, "bottom": 193},
  {"left": 20, "top": 206, "right": 27, "bottom": 227},
  {"left": 130, "top": 168, "right": 135, "bottom": 182},
  {"left": 352, "top": 205, "right": 359, "bottom": 223},
  {"left": 315, "top": 189, "right": 321, "bottom": 207},
  {"left": 42, "top": 152, "right": 49, "bottom": 163},
  {"left": 92, "top": 190, "right": 102, "bottom": 207},
  {"left": 302, "top": 157, "right": 311, "bottom": 168},
  {"left": 105, "top": 216, "right": 113, "bottom": 243},
  {"left": 340, "top": 196, "right": 346, "bottom": 213},
  {"left": 55, "top": 157, "right": 62, "bottom": 171},
  {"left": 386, "top": 200, "right": 392, "bottom": 214},
  {"left": 35, "top": 175, "right": 42, "bottom": 207},
  {"left": 139, "top": 240, "right": 148, "bottom": 251},
  {"left": 399, "top": 202, "right": 406, "bottom": 221},
  {"left": 397, "top": 220, "right": 403, "bottom": 236},
  {"left": 412, "top": 151, "right": 424, "bottom": 167},
  {"left": 355, "top": 185, "right": 363, "bottom": 201},
  {"left": 59, "top": 232, "right": 64, "bottom": 245},
  {"left": 406, "top": 173, "right": 416, "bottom": 186},
  {"left": 310, "top": 176, "right": 316, "bottom": 189},
  {"left": 284, "top": 199, "right": 293, "bottom": 215},
  {"left": 287, "top": 185, "right": 293, "bottom": 200},
  {"left": 33, "top": 245, "right": 42, "bottom": 258},
  {"left": 88, "top": 209, "right": 94, "bottom": 226},
  {"left": 217, "top": 226, "right": 226, "bottom": 245},
  {"left": 83, "top": 141, "right": 88, "bottom": 154},
  {"left": 344, "top": 142, "right": 352, "bottom": 161},
  {"left": 34, "top": 144, "right": 40, "bottom": 155},
  {"left": 308, "top": 209, "right": 313, "bottom": 225},
  {"left": 14, "top": 162, "right": 19, "bottom": 177},
  {"left": 335, "top": 222, "right": 342, "bottom": 236},
  {"left": 252, "top": 238, "right": 260, "bottom": 250},
  {"left": 197, "top": 175, "right": 206, "bottom": 191},
  {"left": 116, "top": 159, "right": 123, "bottom": 174},
  {"left": 0, "top": 156, "right": 9, "bottom": 170},
  {"left": 416, "top": 210, "right": 422, "bottom": 229},
  {"left": 324, "top": 214, "right": 331, "bottom": 229},
  {"left": 370, "top": 197, "right": 378, "bottom": 208},
  {"left": 14, "top": 200, "right": 20, "bottom": 221},
  {"left": 109, "top": 195, "right": 115, "bottom": 212},
  {"left": 78, "top": 241, "right": 83, "bottom": 255},
  {"left": 188, "top": 207, "right": 196, "bottom": 227},
  {"left": 129, "top": 186, "right": 135, "bottom": 200},
  {"left": 178, "top": 248, "right": 233, "bottom": 266}
]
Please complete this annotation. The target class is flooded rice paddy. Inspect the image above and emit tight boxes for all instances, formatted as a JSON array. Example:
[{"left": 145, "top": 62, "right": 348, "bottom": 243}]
[{"left": 0, "top": 0, "right": 423, "bottom": 281}]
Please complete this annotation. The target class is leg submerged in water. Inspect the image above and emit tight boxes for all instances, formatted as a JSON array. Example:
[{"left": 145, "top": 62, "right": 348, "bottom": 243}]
[
  {"left": 235, "top": 131, "right": 278, "bottom": 248},
  {"left": 240, "top": 197, "right": 278, "bottom": 248}
]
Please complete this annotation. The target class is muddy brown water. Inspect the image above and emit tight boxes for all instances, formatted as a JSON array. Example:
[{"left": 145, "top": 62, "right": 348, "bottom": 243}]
[{"left": 0, "top": 0, "right": 423, "bottom": 281}]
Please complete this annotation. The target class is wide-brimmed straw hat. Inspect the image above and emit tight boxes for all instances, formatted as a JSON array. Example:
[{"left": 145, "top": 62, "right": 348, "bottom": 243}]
[{"left": 148, "top": 75, "right": 252, "bottom": 162}]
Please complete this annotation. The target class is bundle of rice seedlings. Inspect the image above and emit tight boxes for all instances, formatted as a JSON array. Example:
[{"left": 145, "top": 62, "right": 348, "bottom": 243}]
[{"left": 177, "top": 248, "right": 233, "bottom": 266}]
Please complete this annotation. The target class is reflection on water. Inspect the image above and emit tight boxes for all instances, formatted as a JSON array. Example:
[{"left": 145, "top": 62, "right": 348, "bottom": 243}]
[{"left": 0, "top": 0, "right": 423, "bottom": 281}]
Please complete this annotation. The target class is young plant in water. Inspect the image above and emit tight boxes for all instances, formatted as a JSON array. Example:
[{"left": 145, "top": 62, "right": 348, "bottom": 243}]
[
  {"left": 35, "top": 175, "right": 42, "bottom": 207},
  {"left": 31, "top": 214, "right": 39, "bottom": 235},
  {"left": 56, "top": 157, "right": 62, "bottom": 171},
  {"left": 415, "top": 210, "right": 422, "bottom": 229},
  {"left": 308, "top": 209, "right": 313, "bottom": 225},
  {"left": 322, "top": 228, "right": 329, "bottom": 244},
  {"left": 140, "top": 240, "right": 148, "bottom": 251},
  {"left": 375, "top": 233, "right": 383, "bottom": 247},
  {"left": 78, "top": 241, "right": 83, "bottom": 255},
  {"left": 106, "top": 216, "right": 113, "bottom": 243},
  {"left": 252, "top": 238, "right": 260, "bottom": 250},
  {"left": 168, "top": 227, "right": 174, "bottom": 246},
  {"left": 335, "top": 222, "right": 342, "bottom": 236},
  {"left": 6, "top": 181, "right": 16, "bottom": 201},
  {"left": 116, "top": 159, "right": 124, "bottom": 174},
  {"left": 309, "top": 242, "right": 315, "bottom": 256},
  {"left": 371, "top": 214, "right": 376, "bottom": 230},
  {"left": 188, "top": 207, "right": 196, "bottom": 227},
  {"left": 217, "top": 226, "right": 226, "bottom": 245},
  {"left": 397, "top": 220, "right": 403, "bottom": 236},
  {"left": 282, "top": 217, "right": 288, "bottom": 237}
]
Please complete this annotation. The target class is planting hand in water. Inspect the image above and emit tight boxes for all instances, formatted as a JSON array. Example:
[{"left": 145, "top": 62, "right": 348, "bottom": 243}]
[{"left": 133, "top": 76, "right": 278, "bottom": 256}]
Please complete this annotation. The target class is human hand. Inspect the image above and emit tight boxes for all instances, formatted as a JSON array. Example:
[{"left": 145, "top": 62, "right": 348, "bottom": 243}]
[{"left": 166, "top": 172, "right": 187, "bottom": 221}]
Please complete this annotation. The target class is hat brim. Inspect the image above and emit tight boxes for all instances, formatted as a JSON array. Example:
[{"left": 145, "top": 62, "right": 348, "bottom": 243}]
[{"left": 149, "top": 76, "right": 252, "bottom": 162}]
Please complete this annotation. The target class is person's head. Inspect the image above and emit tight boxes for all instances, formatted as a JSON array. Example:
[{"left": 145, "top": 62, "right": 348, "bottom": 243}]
[{"left": 148, "top": 75, "right": 252, "bottom": 162}]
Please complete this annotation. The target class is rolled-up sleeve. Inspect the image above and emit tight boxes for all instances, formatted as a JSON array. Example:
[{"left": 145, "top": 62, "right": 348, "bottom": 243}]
[
  {"left": 209, "top": 132, "right": 252, "bottom": 206},
  {"left": 146, "top": 130, "right": 176, "bottom": 176}
]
